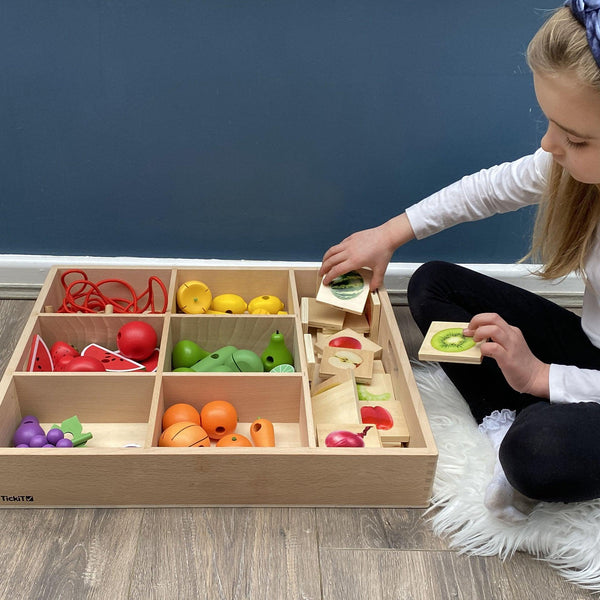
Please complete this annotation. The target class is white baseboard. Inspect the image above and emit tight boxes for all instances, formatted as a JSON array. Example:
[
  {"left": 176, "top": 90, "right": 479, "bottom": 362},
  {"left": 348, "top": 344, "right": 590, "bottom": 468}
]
[{"left": 0, "top": 254, "right": 585, "bottom": 307}]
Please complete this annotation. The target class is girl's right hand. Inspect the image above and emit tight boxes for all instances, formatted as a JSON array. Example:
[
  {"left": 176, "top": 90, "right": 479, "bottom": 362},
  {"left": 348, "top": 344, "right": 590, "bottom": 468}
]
[{"left": 319, "top": 213, "right": 415, "bottom": 291}]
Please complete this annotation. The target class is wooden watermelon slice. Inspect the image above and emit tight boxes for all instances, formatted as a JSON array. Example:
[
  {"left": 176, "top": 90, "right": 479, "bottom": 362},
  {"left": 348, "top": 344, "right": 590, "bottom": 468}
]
[
  {"left": 135, "top": 348, "right": 159, "bottom": 372},
  {"left": 81, "top": 343, "right": 145, "bottom": 372},
  {"left": 26, "top": 334, "right": 53, "bottom": 372}
]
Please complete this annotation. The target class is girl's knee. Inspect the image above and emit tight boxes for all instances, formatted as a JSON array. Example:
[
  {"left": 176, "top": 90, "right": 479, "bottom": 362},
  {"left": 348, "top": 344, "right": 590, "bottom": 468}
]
[{"left": 499, "top": 402, "right": 600, "bottom": 502}]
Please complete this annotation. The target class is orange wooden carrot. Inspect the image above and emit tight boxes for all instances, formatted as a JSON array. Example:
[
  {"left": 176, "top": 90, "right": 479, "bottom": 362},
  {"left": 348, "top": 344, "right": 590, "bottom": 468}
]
[{"left": 250, "top": 417, "right": 275, "bottom": 447}]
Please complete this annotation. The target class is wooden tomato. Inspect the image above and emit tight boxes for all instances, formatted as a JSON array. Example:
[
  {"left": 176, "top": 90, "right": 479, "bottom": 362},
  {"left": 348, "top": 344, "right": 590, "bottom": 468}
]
[
  {"left": 200, "top": 400, "right": 238, "bottom": 440},
  {"left": 162, "top": 403, "right": 201, "bottom": 430},
  {"left": 216, "top": 433, "right": 253, "bottom": 447},
  {"left": 158, "top": 421, "right": 210, "bottom": 447}
]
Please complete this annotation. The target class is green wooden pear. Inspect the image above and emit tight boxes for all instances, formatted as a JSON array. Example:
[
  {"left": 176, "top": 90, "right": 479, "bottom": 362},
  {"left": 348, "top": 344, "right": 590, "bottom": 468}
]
[{"left": 261, "top": 330, "right": 294, "bottom": 371}]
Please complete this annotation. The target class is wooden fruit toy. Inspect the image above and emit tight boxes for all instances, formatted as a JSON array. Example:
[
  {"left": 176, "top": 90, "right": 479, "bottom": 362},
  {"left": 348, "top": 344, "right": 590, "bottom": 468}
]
[
  {"left": 159, "top": 422, "right": 210, "bottom": 447},
  {"left": 216, "top": 434, "right": 253, "bottom": 447},
  {"left": 176, "top": 280, "right": 212, "bottom": 314},
  {"left": 162, "top": 403, "right": 201, "bottom": 430},
  {"left": 200, "top": 400, "right": 238, "bottom": 440},
  {"left": 211, "top": 294, "right": 247, "bottom": 314},
  {"left": 248, "top": 295, "right": 284, "bottom": 314},
  {"left": 116, "top": 321, "right": 157, "bottom": 361}
]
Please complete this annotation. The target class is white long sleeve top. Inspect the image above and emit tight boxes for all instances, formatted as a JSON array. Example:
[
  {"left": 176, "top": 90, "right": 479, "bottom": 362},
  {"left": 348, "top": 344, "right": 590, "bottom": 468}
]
[{"left": 405, "top": 148, "right": 600, "bottom": 404}]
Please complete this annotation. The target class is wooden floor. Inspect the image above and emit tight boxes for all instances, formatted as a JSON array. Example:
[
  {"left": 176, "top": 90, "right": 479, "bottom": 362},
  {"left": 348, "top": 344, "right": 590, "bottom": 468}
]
[{"left": 0, "top": 299, "right": 593, "bottom": 600}]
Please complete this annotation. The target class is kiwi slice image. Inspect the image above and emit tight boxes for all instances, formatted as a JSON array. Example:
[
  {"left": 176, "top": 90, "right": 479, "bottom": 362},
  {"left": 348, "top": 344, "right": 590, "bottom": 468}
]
[{"left": 430, "top": 328, "right": 476, "bottom": 353}]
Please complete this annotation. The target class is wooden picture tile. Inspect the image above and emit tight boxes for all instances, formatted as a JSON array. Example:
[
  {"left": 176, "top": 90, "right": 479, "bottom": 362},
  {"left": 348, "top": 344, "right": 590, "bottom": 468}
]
[
  {"left": 418, "top": 321, "right": 483, "bottom": 364},
  {"left": 311, "top": 375, "right": 361, "bottom": 425},
  {"left": 356, "top": 372, "right": 395, "bottom": 402},
  {"left": 303, "top": 333, "right": 316, "bottom": 380},
  {"left": 316, "top": 269, "right": 372, "bottom": 315},
  {"left": 303, "top": 297, "right": 346, "bottom": 330},
  {"left": 319, "top": 346, "right": 375, "bottom": 384},
  {"left": 316, "top": 328, "right": 382, "bottom": 359},
  {"left": 343, "top": 311, "right": 370, "bottom": 334},
  {"left": 359, "top": 401, "right": 409, "bottom": 444},
  {"left": 364, "top": 290, "right": 381, "bottom": 341},
  {"left": 317, "top": 423, "right": 382, "bottom": 448}
]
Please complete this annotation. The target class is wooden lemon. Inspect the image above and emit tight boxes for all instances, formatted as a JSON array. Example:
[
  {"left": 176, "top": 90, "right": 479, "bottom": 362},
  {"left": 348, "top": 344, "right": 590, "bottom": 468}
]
[{"left": 211, "top": 293, "right": 248, "bottom": 314}]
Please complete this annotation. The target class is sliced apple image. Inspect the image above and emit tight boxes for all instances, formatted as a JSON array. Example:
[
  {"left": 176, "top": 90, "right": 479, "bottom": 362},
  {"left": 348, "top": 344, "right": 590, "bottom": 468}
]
[{"left": 327, "top": 349, "right": 363, "bottom": 370}]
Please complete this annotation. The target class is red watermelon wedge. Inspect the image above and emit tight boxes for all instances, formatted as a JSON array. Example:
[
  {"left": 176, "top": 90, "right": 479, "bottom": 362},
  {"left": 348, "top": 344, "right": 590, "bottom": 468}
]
[
  {"left": 81, "top": 343, "right": 145, "bottom": 372},
  {"left": 26, "top": 334, "right": 53, "bottom": 372},
  {"left": 135, "top": 348, "right": 159, "bottom": 372}
]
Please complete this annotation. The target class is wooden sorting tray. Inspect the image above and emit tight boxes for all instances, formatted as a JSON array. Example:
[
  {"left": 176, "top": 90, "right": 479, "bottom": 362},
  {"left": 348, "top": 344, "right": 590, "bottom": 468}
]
[{"left": 0, "top": 266, "right": 437, "bottom": 507}]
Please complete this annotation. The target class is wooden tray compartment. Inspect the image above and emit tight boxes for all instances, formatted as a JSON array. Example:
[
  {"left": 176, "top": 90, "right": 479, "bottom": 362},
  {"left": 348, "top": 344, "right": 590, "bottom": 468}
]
[
  {"left": 165, "top": 314, "right": 301, "bottom": 372},
  {"left": 12, "top": 314, "right": 166, "bottom": 373},
  {"left": 173, "top": 268, "right": 297, "bottom": 315},
  {"left": 32, "top": 266, "right": 174, "bottom": 315},
  {"left": 155, "top": 374, "right": 311, "bottom": 448},
  {"left": 0, "top": 374, "right": 155, "bottom": 449}
]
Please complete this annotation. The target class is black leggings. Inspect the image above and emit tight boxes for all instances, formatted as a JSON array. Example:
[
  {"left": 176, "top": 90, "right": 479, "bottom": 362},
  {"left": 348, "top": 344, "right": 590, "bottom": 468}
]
[{"left": 407, "top": 261, "right": 600, "bottom": 502}]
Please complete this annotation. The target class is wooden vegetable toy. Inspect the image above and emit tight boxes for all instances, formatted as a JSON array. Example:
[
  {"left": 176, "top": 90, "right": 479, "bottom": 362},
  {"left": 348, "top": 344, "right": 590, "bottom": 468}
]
[
  {"left": 250, "top": 417, "right": 275, "bottom": 447},
  {"left": 162, "top": 403, "right": 201, "bottom": 430},
  {"left": 261, "top": 330, "right": 294, "bottom": 372},
  {"left": 159, "top": 422, "right": 210, "bottom": 447},
  {"left": 176, "top": 280, "right": 212, "bottom": 314},
  {"left": 190, "top": 346, "right": 263, "bottom": 373},
  {"left": 200, "top": 400, "right": 238, "bottom": 440},
  {"left": 325, "top": 426, "right": 373, "bottom": 448},
  {"left": 216, "top": 433, "right": 253, "bottom": 447}
]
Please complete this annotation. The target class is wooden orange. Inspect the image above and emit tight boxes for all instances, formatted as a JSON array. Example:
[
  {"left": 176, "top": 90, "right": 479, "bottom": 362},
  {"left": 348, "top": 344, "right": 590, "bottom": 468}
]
[
  {"left": 162, "top": 403, "right": 201, "bottom": 430},
  {"left": 200, "top": 400, "right": 238, "bottom": 440},
  {"left": 158, "top": 421, "right": 210, "bottom": 447},
  {"left": 216, "top": 433, "right": 253, "bottom": 447}
]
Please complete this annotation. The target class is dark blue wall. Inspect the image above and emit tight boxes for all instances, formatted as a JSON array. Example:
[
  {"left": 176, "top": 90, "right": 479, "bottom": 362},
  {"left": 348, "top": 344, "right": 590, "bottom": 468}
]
[{"left": 1, "top": 1, "right": 558, "bottom": 262}]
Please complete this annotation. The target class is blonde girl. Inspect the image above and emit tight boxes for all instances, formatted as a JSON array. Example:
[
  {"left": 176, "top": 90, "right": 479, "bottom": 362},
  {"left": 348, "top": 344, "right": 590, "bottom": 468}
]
[{"left": 320, "top": 2, "right": 600, "bottom": 522}]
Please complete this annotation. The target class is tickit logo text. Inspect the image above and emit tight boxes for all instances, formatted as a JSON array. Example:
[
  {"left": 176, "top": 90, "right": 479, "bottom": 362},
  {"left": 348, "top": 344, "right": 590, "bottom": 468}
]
[{"left": 1, "top": 495, "right": 34, "bottom": 502}]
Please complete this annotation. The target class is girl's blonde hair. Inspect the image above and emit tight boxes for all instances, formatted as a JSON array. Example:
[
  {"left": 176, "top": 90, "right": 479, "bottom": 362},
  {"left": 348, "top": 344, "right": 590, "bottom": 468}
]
[{"left": 526, "top": 7, "right": 600, "bottom": 279}]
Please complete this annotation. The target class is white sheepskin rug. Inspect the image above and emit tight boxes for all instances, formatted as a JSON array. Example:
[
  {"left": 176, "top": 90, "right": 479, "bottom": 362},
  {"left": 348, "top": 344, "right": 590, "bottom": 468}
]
[{"left": 412, "top": 360, "right": 600, "bottom": 592}]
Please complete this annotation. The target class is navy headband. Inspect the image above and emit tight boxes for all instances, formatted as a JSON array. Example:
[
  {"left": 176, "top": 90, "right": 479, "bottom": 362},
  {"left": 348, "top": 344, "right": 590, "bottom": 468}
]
[{"left": 565, "top": 0, "right": 600, "bottom": 68}]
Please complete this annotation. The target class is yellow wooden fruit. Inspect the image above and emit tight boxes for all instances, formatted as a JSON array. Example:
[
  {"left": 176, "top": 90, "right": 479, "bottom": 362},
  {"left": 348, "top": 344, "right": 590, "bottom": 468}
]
[
  {"left": 211, "top": 293, "right": 248, "bottom": 314},
  {"left": 248, "top": 295, "right": 284, "bottom": 314},
  {"left": 176, "top": 281, "right": 212, "bottom": 314}
]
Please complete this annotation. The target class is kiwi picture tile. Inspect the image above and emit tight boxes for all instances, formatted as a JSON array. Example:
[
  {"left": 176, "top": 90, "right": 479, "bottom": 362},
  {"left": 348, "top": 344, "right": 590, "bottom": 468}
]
[
  {"left": 418, "top": 321, "right": 483, "bottom": 364},
  {"left": 316, "top": 269, "right": 372, "bottom": 315}
]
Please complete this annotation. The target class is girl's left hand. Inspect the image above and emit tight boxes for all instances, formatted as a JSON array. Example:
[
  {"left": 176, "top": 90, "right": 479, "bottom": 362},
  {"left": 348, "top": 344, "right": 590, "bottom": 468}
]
[{"left": 463, "top": 313, "right": 550, "bottom": 398}]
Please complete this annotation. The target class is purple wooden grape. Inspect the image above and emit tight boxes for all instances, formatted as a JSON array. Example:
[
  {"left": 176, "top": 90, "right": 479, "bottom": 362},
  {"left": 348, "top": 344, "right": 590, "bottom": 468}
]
[
  {"left": 13, "top": 416, "right": 45, "bottom": 446},
  {"left": 55, "top": 438, "right": 73, "bottom": 448},
  {"left": 29, "top": 434, "right": 48, "bottom": 448},
  {"left": 46, "top": 428, "right": 64, "bottom": 445}
]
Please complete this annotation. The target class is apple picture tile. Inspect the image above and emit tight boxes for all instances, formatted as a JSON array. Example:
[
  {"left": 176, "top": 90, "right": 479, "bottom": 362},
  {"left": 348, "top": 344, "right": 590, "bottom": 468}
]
[{"left": 319, "top": 346, "right": 374, "bottom": 384}]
